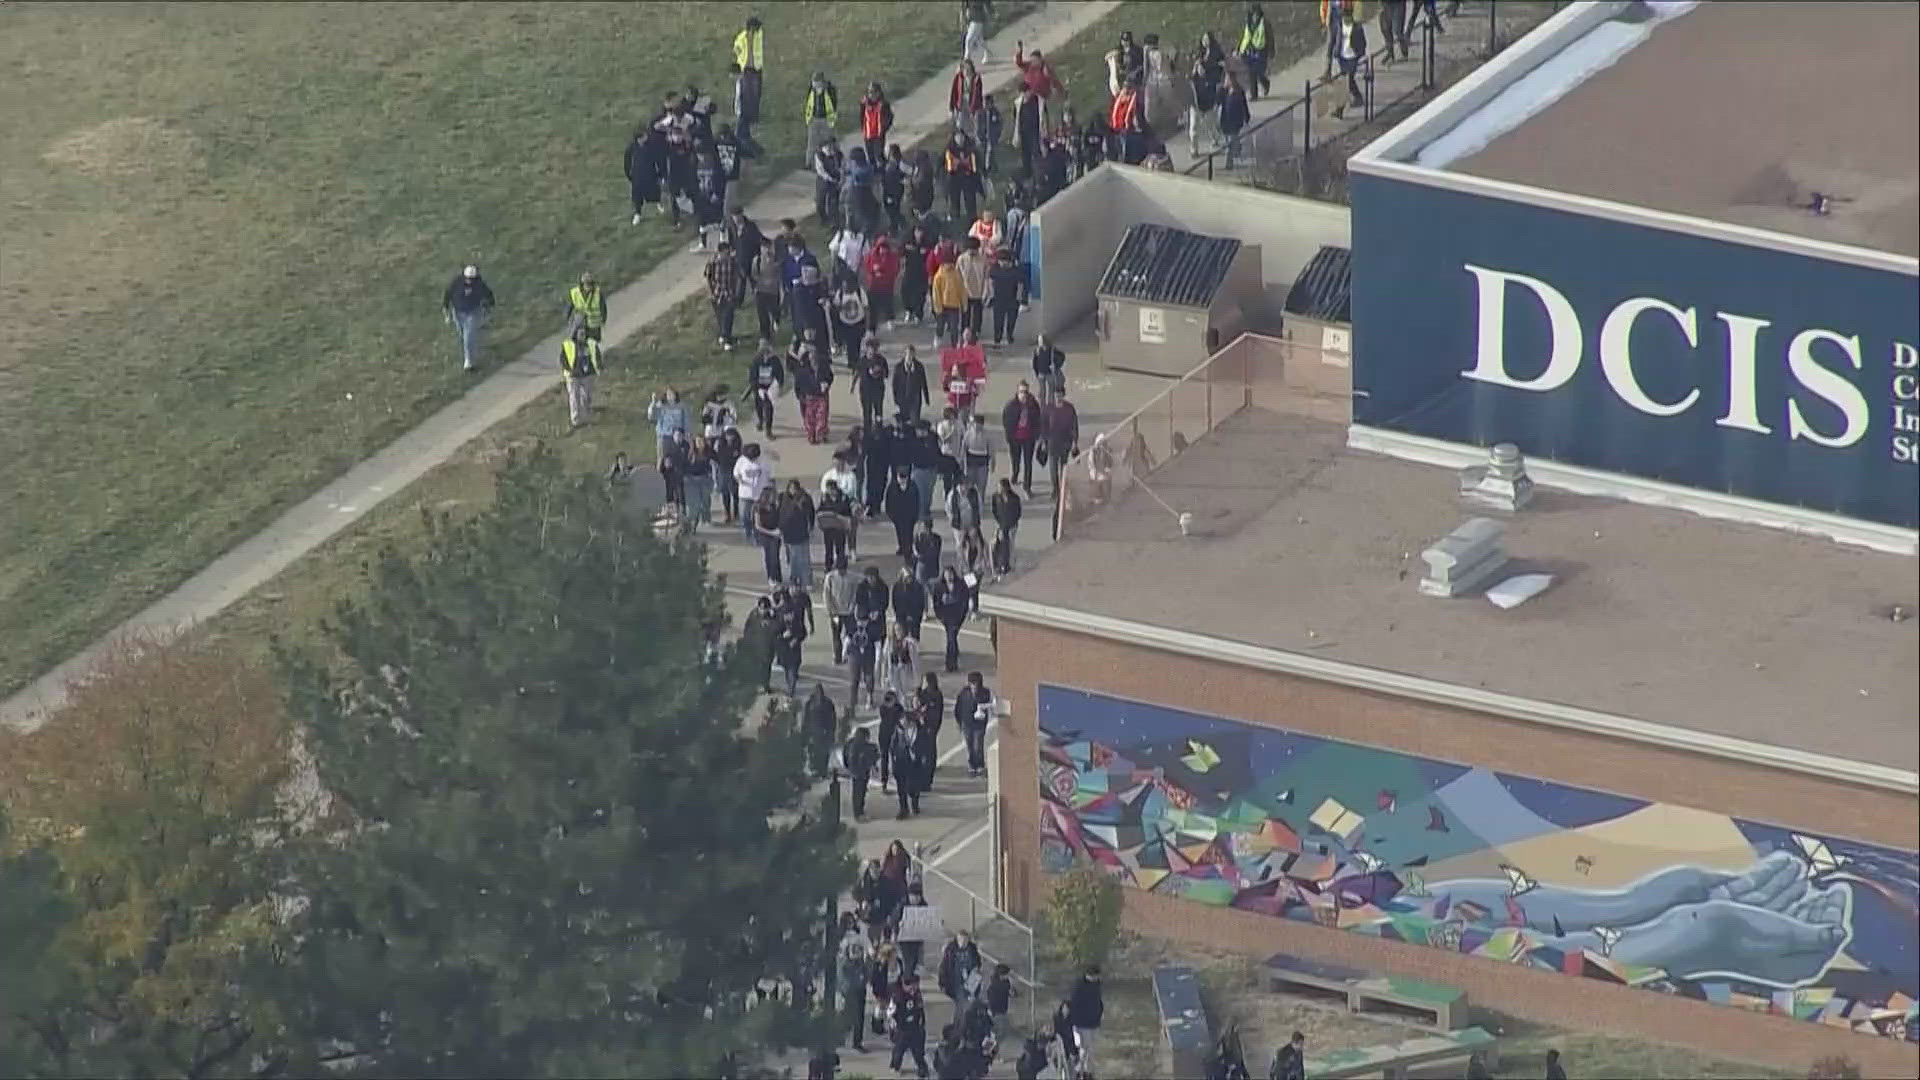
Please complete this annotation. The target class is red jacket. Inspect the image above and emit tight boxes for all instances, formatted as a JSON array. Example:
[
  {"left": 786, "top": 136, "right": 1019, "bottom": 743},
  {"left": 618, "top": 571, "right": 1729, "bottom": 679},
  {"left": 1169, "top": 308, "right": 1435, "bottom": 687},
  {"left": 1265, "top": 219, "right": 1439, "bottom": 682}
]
[
  {"left": 863, "top": 242, "right": 902, "bottom": 290},
  {"left": 1014, "top": 46, "right": 1058, "bottom": 98},
  {"left": 949, "top": 67, "right": 983, "bottom": 113},
  {"left": 925, "top": 238, "right": 958, "bottom": 279},
  {"left": 861, "top": 96, "right": 893, "bottom": 140},
  {"left": 1109, "top": 87, "right": 1141, "bottom": 133}
]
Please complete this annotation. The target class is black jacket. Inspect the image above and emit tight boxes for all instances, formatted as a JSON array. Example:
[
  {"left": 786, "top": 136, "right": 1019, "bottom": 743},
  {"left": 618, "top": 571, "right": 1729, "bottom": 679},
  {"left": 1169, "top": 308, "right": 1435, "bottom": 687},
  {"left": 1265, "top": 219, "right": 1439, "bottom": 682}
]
[
  {"left": 937, "top": 939, "right": 982, "bottom": 999},
  {"left": 854, "top": 578, "right": 891, "bottom": 625},
  {"left": 891, "top": 578, "right": 927, "bottom": 623},
  {"left": 893, "top": 359, "right": 931, "bottom": 408},
  {"left": 932, "top": 579, "right": 969, "bottom": 627},
  {"left": 988, "top": 260, "right": 1026, "bottom": 308},
  {"left": 803, "top": 692, "right": 837, "bottom": 737},
  {"left": 885, "top": 479, "right": 920, "bottom": 526},
  {"left": 747, "top": 354, "right": 786, "bottom": 391},
  {"left": 859, "top": 358, "right": 890, "bottom": 402},
  {"left": 778, "top": 491, "right": 816, "bottom": 543},
  {"left": 1001, "top": 395, "right": 1043, "bottom": 443},
  {"left": 913, "top": 533, "right": 945, "bottom": 582},
  {"left": 843, "top": 734, "right": 879, "bottom": 779},
  {"left": 955, "top": 683, "right": 994, "bottom": 729},
  {"left": 1067, "top": 975, "right": 1104, "bottom": 1029},
  {"left": 990, "top": 489, "right": 1022, "bottom": 531},
  {"left": 444, "top": 276, "right": 496, "bottom": 316},
  {"left": 1031, "top": 343, "right": 1064, "bottom": 383}
]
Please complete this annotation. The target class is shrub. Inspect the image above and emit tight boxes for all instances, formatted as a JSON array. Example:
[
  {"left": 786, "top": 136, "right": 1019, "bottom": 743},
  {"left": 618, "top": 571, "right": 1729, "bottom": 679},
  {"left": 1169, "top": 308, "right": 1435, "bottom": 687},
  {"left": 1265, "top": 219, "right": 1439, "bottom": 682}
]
[
  {"left": 1808, "top": 1055, "right": 1862, "bottom": 1079},
  {"left": 1047, "top": 864, "right": 1124, "bottom": 972}
]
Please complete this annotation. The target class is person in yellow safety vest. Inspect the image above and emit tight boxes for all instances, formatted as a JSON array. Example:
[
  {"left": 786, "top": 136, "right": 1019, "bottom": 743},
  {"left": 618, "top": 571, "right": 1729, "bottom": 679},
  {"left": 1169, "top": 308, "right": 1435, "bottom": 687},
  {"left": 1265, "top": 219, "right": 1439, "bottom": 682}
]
[
  {"left": 802, "top": 72, "right": 839, "bottom": 168},
  {"left": 1239, "top": 1, "right": 1272, "bottom": 99},
  {"left": 559, "top": 322, "right": 602, "bottom": 429},
  {"left": 564, "top": 271, "right": 607, "bottom": 343},
  {"left": 732, "top": 16, "right": 765, "bottom": 151}
]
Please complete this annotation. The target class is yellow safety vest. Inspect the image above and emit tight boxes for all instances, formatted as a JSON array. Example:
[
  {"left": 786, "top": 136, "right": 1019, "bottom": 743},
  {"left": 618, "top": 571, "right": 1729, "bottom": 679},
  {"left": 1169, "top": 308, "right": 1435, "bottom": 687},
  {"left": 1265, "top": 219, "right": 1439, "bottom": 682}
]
[
  {"left": 804, "top": 85, "right": 837, "bottom": 124},
  {"left": 1240, "top": 15, "right": 1268, "bottom": 53},
  {"left": 561, "top": 338, "right": 601, "bottom": 377},
  {"left": 568, "top": 284, "right": 604, "bottom": 327},
  {"left": 733, "top": 27, "right": 764, "bottom": 71}
]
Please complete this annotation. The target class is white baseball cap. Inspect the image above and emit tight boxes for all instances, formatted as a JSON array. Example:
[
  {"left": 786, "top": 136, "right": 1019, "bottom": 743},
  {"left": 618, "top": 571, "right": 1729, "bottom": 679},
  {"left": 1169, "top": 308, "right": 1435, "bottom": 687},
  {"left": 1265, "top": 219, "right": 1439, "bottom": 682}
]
[{"left": 462, "top": 265, "right": 478, "bottom": 278}]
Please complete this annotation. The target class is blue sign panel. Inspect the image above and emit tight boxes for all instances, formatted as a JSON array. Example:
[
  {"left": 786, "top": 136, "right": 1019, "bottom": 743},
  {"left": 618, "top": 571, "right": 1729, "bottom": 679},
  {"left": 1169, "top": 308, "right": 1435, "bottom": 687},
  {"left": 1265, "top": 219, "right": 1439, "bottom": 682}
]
[{"left": 1350, "top": 173, "right": 1919, "bottom": 528}]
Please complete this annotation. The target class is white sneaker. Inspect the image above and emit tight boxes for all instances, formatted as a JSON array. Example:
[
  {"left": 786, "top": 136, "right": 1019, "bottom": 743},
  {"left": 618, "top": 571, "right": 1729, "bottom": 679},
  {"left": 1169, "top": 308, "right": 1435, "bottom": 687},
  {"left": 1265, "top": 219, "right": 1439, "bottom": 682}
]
[
  {"left": 689, "top": 239, "right": 705, "bottom": 253},
  {"left": 632, "top": 213, "right": 642, "bottom": 226}
]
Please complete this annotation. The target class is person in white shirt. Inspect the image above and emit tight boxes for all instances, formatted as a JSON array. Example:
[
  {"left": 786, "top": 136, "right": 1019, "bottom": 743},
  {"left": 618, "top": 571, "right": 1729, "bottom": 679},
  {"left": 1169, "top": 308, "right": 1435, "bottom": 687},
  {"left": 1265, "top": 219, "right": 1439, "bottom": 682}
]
[
  {"left": 821, "top": 455, "right": 860, "bottom": 501},
  {"left": 734, "top": 443, "right": 770, "bottom": 542},
  {"left": 822, "top": 556, "right": 857, "bottom": 664},
  {"left": 702, "top": 391, "right": 739, "bottom": 439},
  {"left": 882, "top": 622, "right": 921, "bottom": 701},
  {"left": 831, "top": 226, "right": 870, "bottom": 285}
]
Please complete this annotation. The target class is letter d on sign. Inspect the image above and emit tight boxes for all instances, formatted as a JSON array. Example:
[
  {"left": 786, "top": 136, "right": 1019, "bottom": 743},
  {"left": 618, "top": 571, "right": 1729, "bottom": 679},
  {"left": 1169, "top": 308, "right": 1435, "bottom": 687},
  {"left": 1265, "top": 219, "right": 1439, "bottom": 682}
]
[{"left": 1462, "top": 265, "right": 1581, "bottom": 392}]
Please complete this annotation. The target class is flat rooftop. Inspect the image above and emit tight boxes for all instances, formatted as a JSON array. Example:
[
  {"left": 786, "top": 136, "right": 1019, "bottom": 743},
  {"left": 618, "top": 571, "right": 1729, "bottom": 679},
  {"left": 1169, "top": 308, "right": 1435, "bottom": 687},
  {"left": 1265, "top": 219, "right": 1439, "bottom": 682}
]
[
  {"left": 1448, "top": 1, "right": 1920, "bottom": 257},
  {"left": 1001, "top": 409, "right": 1919, "bottom": 767}
]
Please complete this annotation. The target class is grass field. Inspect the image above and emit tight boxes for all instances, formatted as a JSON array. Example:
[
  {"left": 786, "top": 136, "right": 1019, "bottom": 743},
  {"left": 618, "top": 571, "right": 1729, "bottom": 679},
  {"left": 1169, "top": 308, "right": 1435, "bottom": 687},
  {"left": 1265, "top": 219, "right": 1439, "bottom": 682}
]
[{"left": 0, "top": 0, "right": 1030, "bottom": 696}]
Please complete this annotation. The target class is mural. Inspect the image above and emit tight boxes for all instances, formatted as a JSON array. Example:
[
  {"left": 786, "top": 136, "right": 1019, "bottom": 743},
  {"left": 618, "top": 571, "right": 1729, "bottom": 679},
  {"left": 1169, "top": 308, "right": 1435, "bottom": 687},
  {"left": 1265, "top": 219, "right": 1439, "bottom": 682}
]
[{"left": 1036, "top": 687, "right": 1920, "bottom": 1042}]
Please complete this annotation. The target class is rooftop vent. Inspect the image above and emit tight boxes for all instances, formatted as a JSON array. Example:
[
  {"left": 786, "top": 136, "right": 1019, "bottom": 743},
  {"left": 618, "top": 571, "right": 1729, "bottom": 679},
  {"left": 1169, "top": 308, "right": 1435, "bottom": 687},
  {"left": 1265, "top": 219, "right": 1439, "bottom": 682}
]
[
  {"left": 1419, "top": 518, "right": 1510, "bottom": 598},
  {"left": 1460, "top": 443, "right": 1535, "bottom": 513}
]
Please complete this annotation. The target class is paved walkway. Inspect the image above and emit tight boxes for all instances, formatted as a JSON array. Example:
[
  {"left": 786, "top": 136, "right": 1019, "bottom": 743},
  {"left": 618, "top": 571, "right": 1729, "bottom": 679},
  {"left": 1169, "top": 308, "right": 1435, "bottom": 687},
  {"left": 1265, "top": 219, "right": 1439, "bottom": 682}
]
[
  {"left": 1163, "top": 0, "right": 1508, "bottom": 177},
  {"left": 1, "top": 0, "right": 1123, "bottom": 733}
]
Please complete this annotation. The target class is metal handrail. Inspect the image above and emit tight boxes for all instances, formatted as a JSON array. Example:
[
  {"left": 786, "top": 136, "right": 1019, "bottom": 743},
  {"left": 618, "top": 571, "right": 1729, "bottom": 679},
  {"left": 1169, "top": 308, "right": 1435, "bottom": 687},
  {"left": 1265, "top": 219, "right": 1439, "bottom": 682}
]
[{"left": 909, "top": 848, "right": 1041, "bottom": 1030}]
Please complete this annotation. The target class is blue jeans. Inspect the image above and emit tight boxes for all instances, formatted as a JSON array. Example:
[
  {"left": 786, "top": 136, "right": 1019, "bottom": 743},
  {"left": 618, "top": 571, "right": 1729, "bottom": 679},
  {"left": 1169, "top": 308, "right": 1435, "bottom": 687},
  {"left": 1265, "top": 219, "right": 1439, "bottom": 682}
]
[
  {"left": 759, "top": 535, "right": 783, "bottom": 584},
  {"left": 742, "top": 498, "right": 759, "bottom": 542},
  {"left": 684, "top": 476, "right": 712, "bottom": 526},
  {"left": 911, "top": 467, "right": 936, "bottom": 522},
  {"left": 454, "top": 310, "right": 483, "bottom": 367},
  {"left": 785, "top": 540, "right": 812, "bottom": 589}
]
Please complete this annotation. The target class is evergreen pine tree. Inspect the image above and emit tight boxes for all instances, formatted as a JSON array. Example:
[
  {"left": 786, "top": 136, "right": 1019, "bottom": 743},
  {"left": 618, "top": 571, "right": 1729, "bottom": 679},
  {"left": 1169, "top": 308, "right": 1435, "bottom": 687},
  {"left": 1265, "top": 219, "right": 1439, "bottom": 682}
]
[{"left": 276, "top": 445, "right": 851, "bottom": 1077}]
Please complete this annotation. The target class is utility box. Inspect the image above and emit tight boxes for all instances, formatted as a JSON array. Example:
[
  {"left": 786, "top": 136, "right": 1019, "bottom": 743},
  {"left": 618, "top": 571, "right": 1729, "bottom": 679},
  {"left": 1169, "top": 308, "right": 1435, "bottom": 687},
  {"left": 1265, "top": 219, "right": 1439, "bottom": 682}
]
[
  {"left": 1095, "top": 224, "right": 1263, "bottom": 377},
  {"left": 1276, "top": 244, "right": 1355, "bottom": 416}
]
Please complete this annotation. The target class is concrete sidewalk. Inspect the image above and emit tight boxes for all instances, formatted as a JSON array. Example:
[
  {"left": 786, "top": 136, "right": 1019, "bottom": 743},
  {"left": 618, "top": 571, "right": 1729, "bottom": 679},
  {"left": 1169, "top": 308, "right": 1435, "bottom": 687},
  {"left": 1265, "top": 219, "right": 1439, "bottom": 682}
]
[{"left": 1, "top": 0, "right": 1124, "bottom": 733}]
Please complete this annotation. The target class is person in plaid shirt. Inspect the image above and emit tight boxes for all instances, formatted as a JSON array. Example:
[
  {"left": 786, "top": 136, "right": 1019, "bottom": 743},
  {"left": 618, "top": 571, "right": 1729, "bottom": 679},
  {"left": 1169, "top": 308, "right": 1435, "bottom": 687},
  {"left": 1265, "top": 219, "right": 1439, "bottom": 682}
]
[{"left": 706, "top": 240, "right": 746, "bottom": 351}]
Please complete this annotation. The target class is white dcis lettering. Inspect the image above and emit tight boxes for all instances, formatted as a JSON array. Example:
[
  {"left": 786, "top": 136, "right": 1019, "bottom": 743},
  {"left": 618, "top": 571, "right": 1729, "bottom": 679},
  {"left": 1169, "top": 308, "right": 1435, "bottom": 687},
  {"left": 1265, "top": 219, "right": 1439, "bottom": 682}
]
[
  {"left": 1599, "top": 297, "right": 1700, "bottom": 417},
  {"left": 1462, "top": 263, "right": 1876, "bottom": 452},
  {"left": 1785, "top": 329, "right": 1868, "bottom": 448},
  {"left": 1462, "top": 265, "right": 1580, "bottom": 392},
  {"left": 1714, "top": 313, "right": 1774, "bottom": 435}
]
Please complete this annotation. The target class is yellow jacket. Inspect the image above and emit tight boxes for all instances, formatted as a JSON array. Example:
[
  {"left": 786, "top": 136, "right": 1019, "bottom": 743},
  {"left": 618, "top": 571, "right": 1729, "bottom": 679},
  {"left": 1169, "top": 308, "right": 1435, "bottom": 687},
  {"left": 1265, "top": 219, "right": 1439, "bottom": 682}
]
[
  {"left": 1321, "top": 0, "right": 1363, "bottom": 27},
  {"left": 931, "top": 264, "right": 967, "bottom": 312},
  {"left": 733, "top": 27, "right": 764, "bottom": 71}
]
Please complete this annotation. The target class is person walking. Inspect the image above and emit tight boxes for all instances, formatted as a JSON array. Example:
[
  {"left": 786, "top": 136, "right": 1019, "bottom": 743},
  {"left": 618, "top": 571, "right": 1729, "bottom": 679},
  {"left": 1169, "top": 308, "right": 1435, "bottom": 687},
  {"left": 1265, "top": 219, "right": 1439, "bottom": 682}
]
[
  {"left": 1189, "top": 31, "right": 1226, "bottom": 156},
  {"left": 882, "top": 621, "right": 921, "bottom": 702},
  {"left": 563, "top": 271, "right": 607, "bottom": 344},
  {"left": 943, "top": 130, "right": 983, "bottom": 225},
  {"left": 775, "top": 584, "right": 812, "bottom": 696},
  {"left": 955, "top": 670, "right": 994, "bottom": 777},
  {"left": 1379, "top": 0, "right": 1411, "bottom": 63},
  {"left": 889, "top": 978, "right": 931, "bottom": 1080},
  {"left": 860, "top": 82, "right": 895, "bottom": 170},
  {"left": 846, "top": 600, "right": 880, "bottom": 714},
  {"left": 908, "top": 420, "right": 942, "bottom": 524},
  {"left": 1241, "top": 2, "right": 1274, "bottom": 99},
  {"left": 734, "top": 441, "right": 771, "bottom": 541},
  {"left": 648, "top": 387, "right": 690, "bottom": 460},
  {"left": 823, "top": 554, "right": 856, "bottom": 663},
  {"left": 893, "top": 344, "right": 932, "bottom": 425},
  {"left": 986, "top": 247, "right": 1025, "bottom": 347},
  {"left": 1320, "top": 0, "right": 1351, "bottom": 80},
  {"left": 803, "top": 71, "right": 840, "bottom": 168},
  {"left": 1030, "top": 334, "right": 1065, "bottom": 405},
  {"left": 889, "top": 707, "right": 922, "bottom": 818},
  {"left": 1011, "top": 84, "right": 1046, "bottom": 179},
  {"left": 752, "top": 481, "right": 785, "bottom": 586},
  {"left": 691, "top": 147, "right": 728, "bottom": 252},
  {"left": 1218, "top": 71, "right": 1252, "bottom": 170},
  {"left": 683, "top": 434, "right": 715, "bottom": 528},
  {"left": 804, "top": 682, "right": 838, "bottom": 777},
  {"left": 887, "top": 468, "right": 922, "bottom": 558},
  {"left": 704, "top": 241, "right": 745, "bottom": 351},
  {"left": 836, "top": 915, "right": 872, "bottom": 1054},
  {"left": 955, "top": 239, "right": 989, "bottom": 339},
  {"left": 891, "top": 563, "right": 928, "bottom": 641},
  {"left": 863, "top": 232, "right": 901, "bottom": 332},
  {"left": 991, "top": 476, "right": 1022, "bottom": 558},
  {"left": 881, "top": 144, "right": 909, "bottom": 235},
  {"left": 748, "top": 238, "right": 785, "bottom": 342},
  {"left": 858, "top": 342, "right": 892, "bottom": 432},
  {"left": 854, "top": 561, "right": 891, "bottom": 653},
  {"left": 901, "top": 224, "right": 935, "bottom": 328},
  {"left": 1044, "top": 388, "right": 1079, "bottom": 503},
  {"left": 443, "top": 264, "right": 496, "bottom": 372},
  {"left": 842, "top": 724, "right": 879, "bottom": 821},
  {"left": 625, "top": 121, "right": 669, "bottom": 225},
  {"left": 819, "top": 480, "right": 856, "bottom": 571},
  {"left": 948, "top": 59, "right": 983, "bottom": 143},
  {"left": 732, "top": 15, "right": 765, "bottom": 152},
  {"left": 1066, "top": 967, "right": 1104, "bottom": 1076},
  {"left": 961, "top": 0, "right": 993, "bottom": 66},
  {"left": 958, "top": 415, "right": 994, "bottom": 494},
  {"left": 814, "top": 138, "right": 846, "bottom": 230},
  {"left": 1332, "top": 15, "right": 1368, "bottom": 120},
  {"left": 744, "top": 340, "right": 785, "bottom": 439},
  {"left": 558, "top": 322, "right": 600, "bottom": 429},
  {"left": 790, "top": 262, "right": 831, "bottom": 347},
  {"left": 912, "top": 516, "right": 944, "bottom": 588},
  {"left": 930, "top": 256, "right": 967, "bottom": 348},
  {"left": 831, "top": 277, "right": 870, "bottom": 370},
  {"left": 712, "top": 424, "right": 743, "bottom": 523},
  {"left": 937, "top": 930, "right": 985, "bottom": 1026},
  {"left": 1270, "top": 1031, "right": 1306, "bottom": 1080},
  {"left": 863, "top": 419, "right": 895, "bottom": 517},
  {"left": 779, "top": 478, "right": 817, "bottom": 589},
  {"left": 907, "top": 148, "right": 940, "bottom": 227},
  {"left": 931, "top": 567, "right": 969, "bottom": 673},
  {"left": 915, "top": 672, "right": 945, "bottom": 742}
]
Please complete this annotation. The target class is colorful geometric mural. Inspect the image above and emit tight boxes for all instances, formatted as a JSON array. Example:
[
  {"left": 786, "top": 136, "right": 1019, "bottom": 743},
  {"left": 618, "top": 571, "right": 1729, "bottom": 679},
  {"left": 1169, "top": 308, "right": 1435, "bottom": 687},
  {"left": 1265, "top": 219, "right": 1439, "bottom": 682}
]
[{"left": 1037, "top": 686, "right": 1920, "bottom": 1043}]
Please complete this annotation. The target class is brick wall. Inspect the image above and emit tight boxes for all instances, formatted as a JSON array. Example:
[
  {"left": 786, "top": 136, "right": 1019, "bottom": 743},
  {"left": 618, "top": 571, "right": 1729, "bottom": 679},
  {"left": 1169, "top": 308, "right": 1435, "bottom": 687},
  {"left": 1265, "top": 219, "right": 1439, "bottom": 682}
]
[{"left": 993, "top": 618, "right": 1920, "bottom": 1077}]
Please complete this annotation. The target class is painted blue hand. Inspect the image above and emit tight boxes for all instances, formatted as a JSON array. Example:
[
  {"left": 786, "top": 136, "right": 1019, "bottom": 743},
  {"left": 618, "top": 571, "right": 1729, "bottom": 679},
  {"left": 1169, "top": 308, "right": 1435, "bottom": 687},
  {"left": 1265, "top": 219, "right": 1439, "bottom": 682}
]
[{"left": 1431, "top": 851, "right": 1851, "bottom": 988}]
